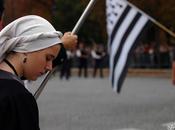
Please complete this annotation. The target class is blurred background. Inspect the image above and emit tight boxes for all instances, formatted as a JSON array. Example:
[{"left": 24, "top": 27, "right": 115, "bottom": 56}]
[{"left": 0, "top": 0, "right": 175, "bottom": 74}]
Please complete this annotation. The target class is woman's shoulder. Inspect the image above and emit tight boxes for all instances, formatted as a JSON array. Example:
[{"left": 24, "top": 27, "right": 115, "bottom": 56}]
[
  {"left": 0, "top": 78, "right": 23, "bottom": 87},
  {"left": 0, "top": 79, "right": 27, "bottom": 96},
  {"left": 0, "top": 69, "right": 23, "bottom": 83},
  {"left": 0, "top": 70, "right": 31, "bottom": 98},
  {"left": 0, "top": 79, "right": 35, "bottom": 107}
]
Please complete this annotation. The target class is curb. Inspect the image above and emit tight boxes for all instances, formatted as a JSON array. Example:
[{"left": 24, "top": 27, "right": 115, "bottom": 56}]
[
  {"left": 127, "top": 68, "right": 171, "bottom": 78},
  {"left": 69, "top": 68, "right": 172, "bottom": 78}
]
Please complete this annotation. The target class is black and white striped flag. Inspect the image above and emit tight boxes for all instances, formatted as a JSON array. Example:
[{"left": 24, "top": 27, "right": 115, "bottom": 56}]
[{"left": 106, "top": 0, "right": 152, "bottom": 93}]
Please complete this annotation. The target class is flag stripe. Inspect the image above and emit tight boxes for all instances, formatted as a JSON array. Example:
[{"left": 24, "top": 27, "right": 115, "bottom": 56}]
[
  {"left": 111, "top": 12, "right": 141, "bottom": 86},
  {"left": 109, "top": 5, "right": 130, "bottom": 47},
  {"left": 110, "top": 8, "right": 138, "bottom": 82},
  {"left": 116, "top": 20, "right": 152, "bottom": 92},
  {"left": 113, "top": 16, "right": 149, "bottom": 92}
]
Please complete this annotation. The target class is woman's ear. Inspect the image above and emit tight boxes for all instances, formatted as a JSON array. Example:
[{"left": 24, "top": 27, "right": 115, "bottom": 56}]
[{"left": 23, "top": 53, "right": 28, "bottom": 63}]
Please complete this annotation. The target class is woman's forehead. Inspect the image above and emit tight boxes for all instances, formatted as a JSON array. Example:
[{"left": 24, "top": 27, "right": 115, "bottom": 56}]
[{"left": 43, "top": 45, "right": 60, "bottom": 55}]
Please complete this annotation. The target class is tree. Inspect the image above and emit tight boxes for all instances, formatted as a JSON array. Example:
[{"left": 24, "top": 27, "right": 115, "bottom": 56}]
[
  {"left": 53, "top": 0, "right": 107, "bottom": 44},
  {"left": 3, "top": 0, "right": 54, "bottom": 26},
  {"left": 129, "top": 0, "right": 175, "bottom": 45}
]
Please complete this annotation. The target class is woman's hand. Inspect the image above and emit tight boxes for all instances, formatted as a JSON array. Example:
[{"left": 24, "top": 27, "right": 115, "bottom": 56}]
[{"left": 61, "top": 32, "right": 78, "bottom": 50}]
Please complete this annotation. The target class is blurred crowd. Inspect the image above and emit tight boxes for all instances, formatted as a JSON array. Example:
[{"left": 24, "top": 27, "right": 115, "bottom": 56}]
[
  {"left": 59, "top": 41, "right": 108, "bottom": 80},
  {"left": 130, "top": 42, "right": 174, "bottom": 69},
  {"left": 58, "top": 40, "right": 175, "bottom": 80}
]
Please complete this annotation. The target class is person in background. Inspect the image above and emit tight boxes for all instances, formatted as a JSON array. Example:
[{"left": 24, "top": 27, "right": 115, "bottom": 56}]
[
  {"left": 60, "top": 50, "right": 74, "bottom": 80},
  {"left": 91, "top": 44, "right": 105, "bottom": 78},
  {"left": 172, "top": 47, "right": 175, "bottom": 85},
  {"left": 76, "top": 41, "right": 89, "bottom": 77},
  {"left": 0, "top": 15, "right": 78, "bottom": 130},
  {"left": 0, "top": 0, "right": 4, "bottom": 30}
]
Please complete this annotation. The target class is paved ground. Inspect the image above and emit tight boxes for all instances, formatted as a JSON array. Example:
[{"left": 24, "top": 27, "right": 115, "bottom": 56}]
[{"left": 28, "top": 72, "right": 175, "bottom": 130}]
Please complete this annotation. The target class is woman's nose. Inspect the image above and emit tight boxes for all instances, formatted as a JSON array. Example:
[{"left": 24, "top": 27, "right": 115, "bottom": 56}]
[{"left": 45, "top": 62, "right": 53, "bottom": 71}]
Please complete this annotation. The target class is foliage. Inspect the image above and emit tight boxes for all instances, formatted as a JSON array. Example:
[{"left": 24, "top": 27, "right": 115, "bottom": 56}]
[
  {"left": 129, "top": 0, "right": 175, "bottom": 30},
  {"left": 52, "top": 0, "right": 107, "bottom": 44},
  {"left": 53, "top": 0, "right": 175, "bottom": 45}
]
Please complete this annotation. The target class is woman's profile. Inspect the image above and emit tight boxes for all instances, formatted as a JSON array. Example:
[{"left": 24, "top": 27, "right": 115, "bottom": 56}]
[{"left": 0, "top": 15, "right": 77, "bottom": 130}]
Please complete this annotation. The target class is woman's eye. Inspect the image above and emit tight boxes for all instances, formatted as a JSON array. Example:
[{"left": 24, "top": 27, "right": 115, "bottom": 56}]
[
  {"left": 46, "top": 55, "right": 55, "bottom": 61},
  {"left": 46, "top": 57, "right": 52, "bottom": 61}
]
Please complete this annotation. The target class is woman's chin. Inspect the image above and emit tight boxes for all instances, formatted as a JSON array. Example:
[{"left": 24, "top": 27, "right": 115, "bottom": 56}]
[{"left": 28, "top": 76, "right": 38, "bottom": 81}]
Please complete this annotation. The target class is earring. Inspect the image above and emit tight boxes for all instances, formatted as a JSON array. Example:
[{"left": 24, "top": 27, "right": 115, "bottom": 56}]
[{"left": 23, "top": 57, "right": 27, "bottom": 63}]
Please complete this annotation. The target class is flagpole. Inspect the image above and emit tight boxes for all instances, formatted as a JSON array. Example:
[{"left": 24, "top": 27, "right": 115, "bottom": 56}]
[
  {"left": 34, "top": 67, "right": 58, "bottom": 99},
  {"left": 151, "top": 20, "right": 175, "bottom": 38},
  {"left": 34, "top": 0, "right": 97, "bottom": 100},
  {"left": 72, "top": 0, "right": 97, "bottom": 34},
  {"left": 126, "top": 0, "right": 175, "bottom": 38}
]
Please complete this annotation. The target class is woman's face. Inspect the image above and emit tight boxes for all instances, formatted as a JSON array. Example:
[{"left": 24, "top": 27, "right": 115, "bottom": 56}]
[{"left": 23, "top": 44, "right": 61, "bottom": 80}]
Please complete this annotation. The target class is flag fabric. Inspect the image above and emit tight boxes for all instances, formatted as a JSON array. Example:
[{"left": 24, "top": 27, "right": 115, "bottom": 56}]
[{"left": 106, "top": 0, "right": 152, "bottom": 93}]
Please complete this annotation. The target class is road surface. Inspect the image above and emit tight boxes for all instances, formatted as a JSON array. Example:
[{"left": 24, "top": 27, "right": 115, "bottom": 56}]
[{"left": 28, "top": 74, "right": 175, "bottom": 130}]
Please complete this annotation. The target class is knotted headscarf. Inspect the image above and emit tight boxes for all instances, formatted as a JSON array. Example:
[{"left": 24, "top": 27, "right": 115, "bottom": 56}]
[{"left": 0, "top": 15, "right": 63, "bottom": 62}]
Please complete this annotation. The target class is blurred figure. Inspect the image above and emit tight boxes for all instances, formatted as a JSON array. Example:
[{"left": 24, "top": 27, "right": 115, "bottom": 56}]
[
  {"left": 60, "top": 50, "right": 74, "bottom": 80},
  {"left": 134, "top": 45, "right": 144, "bottom": 68},
  {"left": 91, "top": 44, "right": 105, "bottom": 78},
  {"left": 143, "top": 43, "right": 151, "bottom": 68},
  {"left": 0, "top": 0, "right": 4, "bottom": 30},
  {"left": 172, "top": 47, "right": 175, "bottom": 85},
  {"left": 159, "top": 43, "right": 170, "bottom": 68},
  {"left": 76, "top": 41, "right": 89, "bottom": 77},
  {"left": 148, "top": 44, "right": 155, "bottom": 68}
]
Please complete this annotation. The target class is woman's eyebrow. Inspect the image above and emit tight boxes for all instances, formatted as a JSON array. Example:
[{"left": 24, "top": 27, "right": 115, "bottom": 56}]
[{"left": 47, "top": 54, "right": 56, "bottom": 59}]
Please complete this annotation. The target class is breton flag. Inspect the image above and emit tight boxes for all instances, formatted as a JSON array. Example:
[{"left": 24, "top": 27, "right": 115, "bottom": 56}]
[{"left": 106, "top": 0, "right": 153, "bottom": 93}]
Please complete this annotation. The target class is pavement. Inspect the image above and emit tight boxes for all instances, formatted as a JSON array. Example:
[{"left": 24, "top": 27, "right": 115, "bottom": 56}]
[{"left": 27, "top": 69, "right": 175, "bottom": 130}]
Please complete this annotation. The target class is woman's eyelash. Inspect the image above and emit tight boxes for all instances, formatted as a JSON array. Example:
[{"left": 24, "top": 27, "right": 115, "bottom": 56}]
[{"left": 46, "top": 57, "right": 52, "bottom": 61}]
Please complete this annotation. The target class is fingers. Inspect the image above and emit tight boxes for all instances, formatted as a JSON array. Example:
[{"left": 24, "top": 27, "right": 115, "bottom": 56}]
[
  {"left": 61, "top": 32, "right": 78, "bottom": 50},
  {"left": 64, "top": 32, "right": 72, "bottom": 35}
]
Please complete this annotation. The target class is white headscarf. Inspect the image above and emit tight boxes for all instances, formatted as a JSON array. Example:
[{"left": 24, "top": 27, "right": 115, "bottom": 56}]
[{"left": 0, "top": 15, "right": 63, "bottom": 62}]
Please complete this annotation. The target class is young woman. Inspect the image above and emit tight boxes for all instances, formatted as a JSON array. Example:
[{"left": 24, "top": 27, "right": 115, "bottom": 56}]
[{"left": 0, "top": 15, "right": 78, "bottom": 130}]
